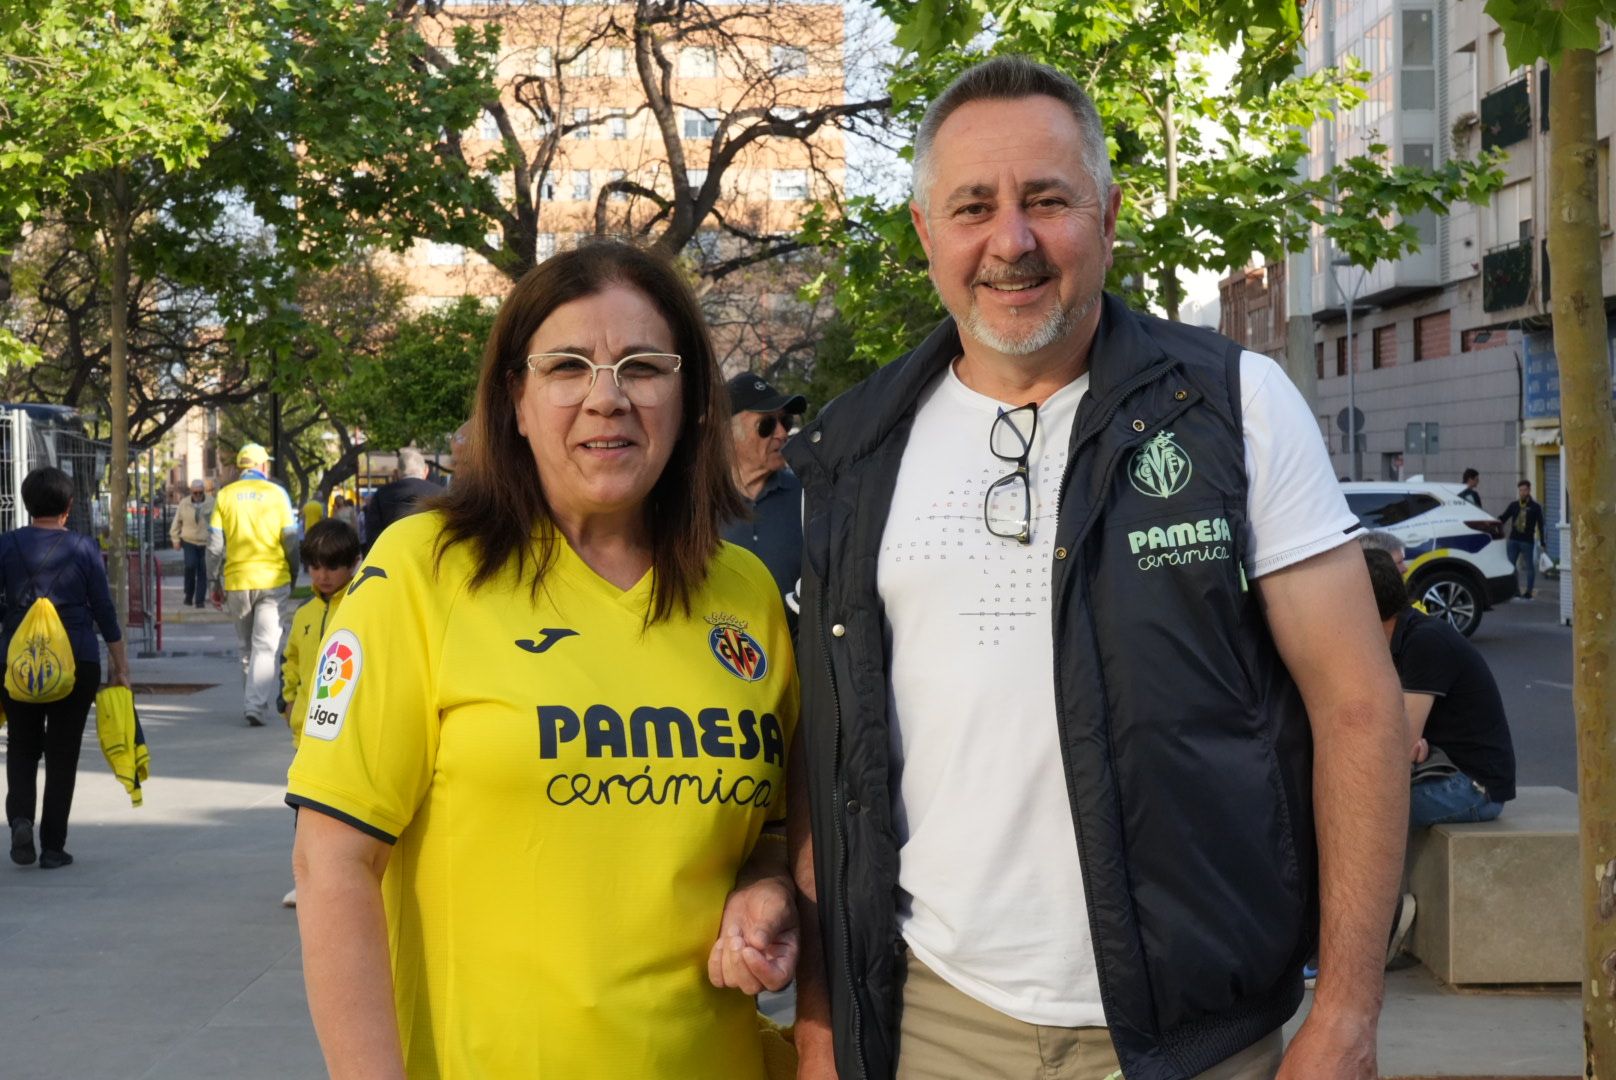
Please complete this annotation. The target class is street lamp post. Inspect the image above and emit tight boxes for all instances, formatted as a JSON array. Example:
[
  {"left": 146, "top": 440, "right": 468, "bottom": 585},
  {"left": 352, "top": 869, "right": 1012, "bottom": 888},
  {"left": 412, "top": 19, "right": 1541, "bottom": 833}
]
[{"left": 1330, "top": 255, "right": 1365, "bottom": 480}]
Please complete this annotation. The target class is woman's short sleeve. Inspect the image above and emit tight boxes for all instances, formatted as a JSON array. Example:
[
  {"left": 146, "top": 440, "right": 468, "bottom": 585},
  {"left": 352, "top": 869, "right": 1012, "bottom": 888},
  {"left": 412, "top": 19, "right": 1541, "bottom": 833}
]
[{"left": 285, "top": 520, "right": 446, "bottom": 842}]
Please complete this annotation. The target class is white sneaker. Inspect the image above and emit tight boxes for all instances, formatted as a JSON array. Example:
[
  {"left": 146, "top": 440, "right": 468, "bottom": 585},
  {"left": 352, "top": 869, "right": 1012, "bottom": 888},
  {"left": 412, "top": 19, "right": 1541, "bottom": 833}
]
[{"left": 281, "top": 887, "right": 297, "bottom": 908}]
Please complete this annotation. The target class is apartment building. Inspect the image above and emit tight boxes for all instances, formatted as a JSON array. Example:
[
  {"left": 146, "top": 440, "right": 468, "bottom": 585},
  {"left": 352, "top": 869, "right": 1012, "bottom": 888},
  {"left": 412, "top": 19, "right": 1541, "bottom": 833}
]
[
  {"left": 400, "top": 2, "right": 849, "bottom": 374},
  {"left": 1265, "top": 0, "right": 1616, "bottom": 561}
]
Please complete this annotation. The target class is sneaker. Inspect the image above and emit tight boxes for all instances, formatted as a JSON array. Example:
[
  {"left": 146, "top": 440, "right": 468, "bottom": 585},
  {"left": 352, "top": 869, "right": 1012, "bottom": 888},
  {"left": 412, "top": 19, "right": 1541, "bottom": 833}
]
[
  {"left": 282, "top": 887, "right": 298, "bottom": 908},
  {"left": 246, "top": 714, "right": 265, "bottom": 727},
  {"left": 38, "top": 849, "right": 73, "bottom": 870},
  {"left": 1387, "top": 892, "right": 1416, "bottom": 964},
  {"left": 9, "top": 819, "right": 35, "bottom": 866},
  {"left": 1302, "top": 961, "right": 1318, "bottom": 989}
]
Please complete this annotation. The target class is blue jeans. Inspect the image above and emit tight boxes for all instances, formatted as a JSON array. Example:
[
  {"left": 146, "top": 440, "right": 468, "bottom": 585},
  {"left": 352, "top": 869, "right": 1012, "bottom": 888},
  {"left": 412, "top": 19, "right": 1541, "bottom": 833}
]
[
  {"left": 1411, "top": 771, "right": 1505, "bottom": 828},
  {"left": 180, "top": 541, "right": 208, "bottom": 606},
  {"left": 1506, "top": 538, "right": 1536, "bottom": 596}
]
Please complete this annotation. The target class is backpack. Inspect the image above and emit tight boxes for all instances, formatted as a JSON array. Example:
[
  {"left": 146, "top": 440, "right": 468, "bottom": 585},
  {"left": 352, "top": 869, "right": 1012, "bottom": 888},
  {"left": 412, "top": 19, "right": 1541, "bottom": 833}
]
[{"left": 4, "top": 532, "right": 76, "bottom": 704}]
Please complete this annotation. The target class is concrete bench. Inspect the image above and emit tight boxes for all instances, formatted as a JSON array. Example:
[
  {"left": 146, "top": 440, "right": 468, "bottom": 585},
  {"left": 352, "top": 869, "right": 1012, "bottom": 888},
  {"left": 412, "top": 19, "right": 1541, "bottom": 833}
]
[{"left": 1407, "top": 785, "right": 1580, "bottom": 985}]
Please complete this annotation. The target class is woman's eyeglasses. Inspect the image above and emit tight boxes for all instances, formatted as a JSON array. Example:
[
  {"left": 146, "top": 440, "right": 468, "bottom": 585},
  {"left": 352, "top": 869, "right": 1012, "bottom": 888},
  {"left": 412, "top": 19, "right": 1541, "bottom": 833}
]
[
  {"left": 984, "top": 403, "right": 1038, "bottom": 545},
  {"left": 525, "top": 352, "right": 683, "bottom": 407},
  {"left": 755, "top": 414, "right": 798, "bottom": 439}
]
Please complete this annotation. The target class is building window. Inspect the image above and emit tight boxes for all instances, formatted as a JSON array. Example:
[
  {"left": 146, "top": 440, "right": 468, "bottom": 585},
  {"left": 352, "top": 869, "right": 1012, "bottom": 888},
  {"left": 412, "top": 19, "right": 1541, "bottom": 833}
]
[
  {"left": 1461, "top": 328, "right": 1507, "bottom": 351},
  {"left": 680, "top": 46, "right": 716, "bottom": 77},
  {"left": 771, "top": 168, "right": 809, "bottom": 201},
  {"left": 533, "top": 47, "right": 554, "bottom": 76},
  {"left": 606, "top": 47, "right": 626, "bottom": 77},
  {"left": 1488, "top": 29, "right": 1522, "bottom": 89},
  {"left": 683, "top": 108, "right": 717, "bottom": 139},
  {"left": 1315, "top": 341, "right": 1325, "bottom": 380},
  {"left": 563, "top": 48, "right": 590, "bottom": 78},
  {"left": 1491, "top": 179, "right": 1534, "bottom": 244},
  {"left": 538, "top": 173, "right": 556, "bottom": 201},
  {"left": 1414, "top": 311, "right": 1451, "bottom": 361},
  {"left": 1372, "top": 324, "right": 1397, "bottom": 368},
  {"left": 608, "top": 169, "right": 627, "bottom": 201},
  {"left": 536, "top": 232, "right": 556, "bottom": 261},
  {"left": 608, "top": 109, "right": 627, "bottom": 140},
  {"left": 571, "top": 107, "right": 590, "bottom": 138},
  {"left": 1401, "top": 9, "right": 1436, "bottom": 110},
  {"left": 771, "top": 45, "right": 808, "bottom": 76},
  {"left": 1335, "top": 336, "right": 1348, "bottom": 377},
  {"left": 687, "top": 168, "right": 709, "bottom": 191},
  {"left": 425, "top": 242, "right": 463, "bottom": 267},
  {"left": 571, "top": 170, "right": 592, "bottom": 202}
]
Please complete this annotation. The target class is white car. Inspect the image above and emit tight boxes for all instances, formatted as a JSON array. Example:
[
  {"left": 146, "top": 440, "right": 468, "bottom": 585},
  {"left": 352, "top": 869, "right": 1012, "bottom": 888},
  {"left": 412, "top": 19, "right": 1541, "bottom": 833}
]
[{"left": 1340, "top": 481, "right": 1515, "bottom": 637}]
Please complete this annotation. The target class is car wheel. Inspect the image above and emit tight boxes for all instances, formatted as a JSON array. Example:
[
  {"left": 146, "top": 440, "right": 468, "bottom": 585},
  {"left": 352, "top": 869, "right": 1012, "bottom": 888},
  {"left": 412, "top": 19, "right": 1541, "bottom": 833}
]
[{"left": 1415, "top": 570, "right": 1483, "bottom": 637}]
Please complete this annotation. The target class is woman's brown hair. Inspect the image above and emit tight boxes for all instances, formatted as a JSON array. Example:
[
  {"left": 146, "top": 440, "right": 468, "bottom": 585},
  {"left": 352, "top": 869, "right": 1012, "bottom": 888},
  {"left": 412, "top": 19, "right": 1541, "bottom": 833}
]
[{"left": 431, "top": 240, "right": 742, "bottom": 623}]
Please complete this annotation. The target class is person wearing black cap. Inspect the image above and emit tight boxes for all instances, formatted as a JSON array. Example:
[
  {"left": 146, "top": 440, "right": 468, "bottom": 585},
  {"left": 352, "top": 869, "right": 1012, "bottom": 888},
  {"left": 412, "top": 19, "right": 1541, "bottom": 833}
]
[{"left": 722, "top": 373, "right": 806, "bottom": 607}]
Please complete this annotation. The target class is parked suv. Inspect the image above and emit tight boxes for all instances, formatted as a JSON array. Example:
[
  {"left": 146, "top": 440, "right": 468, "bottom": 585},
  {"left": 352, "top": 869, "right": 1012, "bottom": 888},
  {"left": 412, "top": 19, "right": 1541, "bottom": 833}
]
[{"left": 1341, "top": 481, "right": 1515, "bottom": 637}]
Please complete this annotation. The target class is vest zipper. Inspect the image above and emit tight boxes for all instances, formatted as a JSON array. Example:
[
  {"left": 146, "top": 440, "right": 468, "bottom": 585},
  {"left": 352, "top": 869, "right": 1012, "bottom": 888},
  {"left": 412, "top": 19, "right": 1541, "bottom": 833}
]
[
  {"left": 819, "top": 576, "right": 869, "bottom": 1080},
  {"left": 1047, "top": 366, "right": 1189, "bottom": 1046}
]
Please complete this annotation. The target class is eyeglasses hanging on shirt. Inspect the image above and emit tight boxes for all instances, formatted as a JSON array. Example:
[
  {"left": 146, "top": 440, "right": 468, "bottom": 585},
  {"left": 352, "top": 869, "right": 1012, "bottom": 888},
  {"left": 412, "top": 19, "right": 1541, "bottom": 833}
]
[{"left": 985, "top": 403, "right": 1038, "bottom": 545}]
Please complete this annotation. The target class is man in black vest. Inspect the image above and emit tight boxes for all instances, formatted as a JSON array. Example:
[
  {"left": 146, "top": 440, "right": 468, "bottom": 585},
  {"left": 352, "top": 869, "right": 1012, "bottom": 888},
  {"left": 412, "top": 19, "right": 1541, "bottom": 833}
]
[{"left": 784, "top": 57, "right": 1408, "bottom": 1080}]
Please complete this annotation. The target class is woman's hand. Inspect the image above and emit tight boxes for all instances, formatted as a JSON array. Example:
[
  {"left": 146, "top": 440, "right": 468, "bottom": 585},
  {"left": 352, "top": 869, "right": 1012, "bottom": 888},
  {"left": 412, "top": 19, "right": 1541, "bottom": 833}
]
[
  {"left": 111, "top": 667, "right": 131, "bottom": 690},
  {"left": 707, "top": 871, "right": 799, "bottom": 995}
]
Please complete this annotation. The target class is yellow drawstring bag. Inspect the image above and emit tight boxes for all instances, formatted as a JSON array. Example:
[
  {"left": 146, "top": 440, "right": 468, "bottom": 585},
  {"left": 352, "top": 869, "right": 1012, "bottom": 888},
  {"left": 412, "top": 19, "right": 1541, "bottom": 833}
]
[
  {"left": 4, "top": 533, "right": 75, "bottom": 703},
  {"left": 95, "top": 686, "right": 150, "bottom": 807}
]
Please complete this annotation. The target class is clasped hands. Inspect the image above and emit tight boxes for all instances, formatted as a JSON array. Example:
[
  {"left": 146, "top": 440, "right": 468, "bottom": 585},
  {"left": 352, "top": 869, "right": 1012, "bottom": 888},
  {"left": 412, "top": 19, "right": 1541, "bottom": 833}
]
[{"left": 707, "top": 872, "right": 799, "bottom": 995}]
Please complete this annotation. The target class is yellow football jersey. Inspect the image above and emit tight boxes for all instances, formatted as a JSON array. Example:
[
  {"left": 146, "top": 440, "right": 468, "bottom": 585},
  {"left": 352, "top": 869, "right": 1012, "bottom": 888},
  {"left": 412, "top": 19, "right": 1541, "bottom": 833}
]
[
  {"left": 286, "top": 511, "right": 797, "bottom": 1079},
  {"left": 209, "top": 476, "right": 295, "bottom": 591}
]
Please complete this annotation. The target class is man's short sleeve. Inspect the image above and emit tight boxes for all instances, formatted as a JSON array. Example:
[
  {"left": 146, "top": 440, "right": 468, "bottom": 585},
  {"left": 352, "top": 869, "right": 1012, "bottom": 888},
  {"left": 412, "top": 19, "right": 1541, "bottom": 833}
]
[
  {"left": 1240, "top": 351, "right": 1363, "bottom": 578},
  {"left": 285, "top": 528, "right": 444, "bottom": 842},
  {"left": 1396, "top": 620, "right": 1458, "bottom": 698}
]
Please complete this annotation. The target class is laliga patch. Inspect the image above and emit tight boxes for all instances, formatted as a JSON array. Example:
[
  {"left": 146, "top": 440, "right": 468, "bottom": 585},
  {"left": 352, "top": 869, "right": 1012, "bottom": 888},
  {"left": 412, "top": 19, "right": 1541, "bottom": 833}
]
[
  {"left": 706, "top": 613, "right": 768, "bottom": 682},
  {"left": 304, "top": 629, "right": 362, "bottom": 741}
]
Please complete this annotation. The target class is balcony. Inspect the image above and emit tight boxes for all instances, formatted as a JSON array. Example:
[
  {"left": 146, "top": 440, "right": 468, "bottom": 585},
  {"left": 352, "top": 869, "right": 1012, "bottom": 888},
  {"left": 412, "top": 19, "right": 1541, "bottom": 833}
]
[
  {"left": 1481, "top": 76, "right": 1532, "bottom": 151},
  {"left": 1482, "top": 238, "right": 1534, "bottom": 312}
]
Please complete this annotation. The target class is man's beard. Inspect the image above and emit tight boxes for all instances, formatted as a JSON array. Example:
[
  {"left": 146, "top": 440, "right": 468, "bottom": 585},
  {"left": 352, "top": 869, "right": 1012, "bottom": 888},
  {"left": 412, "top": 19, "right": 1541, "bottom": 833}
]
[{"left": 946, "top": 257, "right": 1102, "bottom": 357}]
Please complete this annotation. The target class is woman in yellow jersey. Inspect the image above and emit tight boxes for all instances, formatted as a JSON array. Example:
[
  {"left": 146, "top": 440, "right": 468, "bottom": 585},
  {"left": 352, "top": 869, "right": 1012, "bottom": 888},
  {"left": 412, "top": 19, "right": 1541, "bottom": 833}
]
[{"left": 287, "top": 241, "right": 800, "bottom": 1079}]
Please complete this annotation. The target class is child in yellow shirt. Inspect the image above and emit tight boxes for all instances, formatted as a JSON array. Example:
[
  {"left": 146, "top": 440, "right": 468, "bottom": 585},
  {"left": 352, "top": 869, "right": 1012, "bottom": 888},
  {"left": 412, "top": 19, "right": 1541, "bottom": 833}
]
[{"left": 278, "top": 518, "right": 359, "bottom": 906}]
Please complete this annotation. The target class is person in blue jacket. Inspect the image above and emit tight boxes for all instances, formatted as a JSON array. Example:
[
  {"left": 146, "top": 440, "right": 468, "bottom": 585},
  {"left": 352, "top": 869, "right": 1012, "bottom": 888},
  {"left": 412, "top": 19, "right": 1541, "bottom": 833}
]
[{"left": 3, "top": 467, "right": 130, "bottom": 869}]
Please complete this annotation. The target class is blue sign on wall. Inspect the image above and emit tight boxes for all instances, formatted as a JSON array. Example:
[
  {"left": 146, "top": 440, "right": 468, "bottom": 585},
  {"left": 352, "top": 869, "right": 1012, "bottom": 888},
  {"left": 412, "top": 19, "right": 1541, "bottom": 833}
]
[{"left": 1523, "top": 328, "right": 1616, "bottom": 420}]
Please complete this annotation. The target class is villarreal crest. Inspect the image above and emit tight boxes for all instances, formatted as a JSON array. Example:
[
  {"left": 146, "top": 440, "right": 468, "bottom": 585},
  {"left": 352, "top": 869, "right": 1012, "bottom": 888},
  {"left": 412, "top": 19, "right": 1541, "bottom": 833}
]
[{"left": 706, "top": 613, "right": 768, "bottom": 683}]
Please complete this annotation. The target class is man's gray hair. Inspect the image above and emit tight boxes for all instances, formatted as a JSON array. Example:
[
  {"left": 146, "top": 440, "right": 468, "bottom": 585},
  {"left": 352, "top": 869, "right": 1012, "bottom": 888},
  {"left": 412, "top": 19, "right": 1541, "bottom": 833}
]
[
  {"left": 1358, "top": 530, "right": 1405, "bottom": 558},
  {"left": 399, "top": 447, "right": 429, "bottom": 479},
  {"left": 912, "top": 56, "right": 1112, "bottom": 209}
]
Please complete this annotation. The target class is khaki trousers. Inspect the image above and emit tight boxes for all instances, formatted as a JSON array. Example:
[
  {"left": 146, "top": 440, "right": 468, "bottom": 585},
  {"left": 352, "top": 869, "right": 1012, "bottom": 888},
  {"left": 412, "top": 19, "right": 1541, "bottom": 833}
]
[{"left": 896, "top": 950, "right": 1285, "bottom": 1080}]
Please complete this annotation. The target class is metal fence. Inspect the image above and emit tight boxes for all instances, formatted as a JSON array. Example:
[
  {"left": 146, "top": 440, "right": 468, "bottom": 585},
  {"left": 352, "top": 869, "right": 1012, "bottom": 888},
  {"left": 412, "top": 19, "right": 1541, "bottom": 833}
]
[{"left": 0, "top": 408, "right": 158, "bottom": 656}]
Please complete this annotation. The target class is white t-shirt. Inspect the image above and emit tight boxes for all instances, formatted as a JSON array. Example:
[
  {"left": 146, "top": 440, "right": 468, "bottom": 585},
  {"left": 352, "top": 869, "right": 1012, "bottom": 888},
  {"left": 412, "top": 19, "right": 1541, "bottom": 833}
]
[{"left": 877, "top": 350, "right": 1359, "bottom": 1027}]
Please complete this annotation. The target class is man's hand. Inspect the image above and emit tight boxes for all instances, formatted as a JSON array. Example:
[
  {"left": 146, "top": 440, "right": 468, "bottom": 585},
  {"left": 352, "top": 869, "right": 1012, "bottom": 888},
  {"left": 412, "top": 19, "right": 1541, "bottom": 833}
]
[
  {"left": 172, "top": 539, "right": 181, "bottom": 551},
  {"left": 210, "top": 585, "right": 225, "bottom": 609},
  {"left": 111, "top": 668, "right": 131, "bottom": 690},
  {"left": 1277, "top": 1005, "right": 1377, "bottom": 1079},
  {"left": 707, "top": 872, "right": 798, "bottom": 995},
  {"left": 1411, "top": 737, "right": 1429, "bottom": 764}
]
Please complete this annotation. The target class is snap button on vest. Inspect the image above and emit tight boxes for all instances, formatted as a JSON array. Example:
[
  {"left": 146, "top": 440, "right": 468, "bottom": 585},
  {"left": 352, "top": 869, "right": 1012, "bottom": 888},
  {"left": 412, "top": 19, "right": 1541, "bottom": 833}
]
[
  {"left": 809, "top": 430, "right": 822, "bottom": 443},
  {"left": 1054, "top": 547, "right": 1068, "bottom": 560},
  {"left": 846, "top": 799, "right": 861, "bottom": 815},
  {"left": 1132, "top": 419, "right": 1146, "bottom": 432},
  {"left": 1175, "top": 389, "right": 1188, "bottom": 401},
  {"left": 831, "top": 623, "right": 846, "bottom": 637}
]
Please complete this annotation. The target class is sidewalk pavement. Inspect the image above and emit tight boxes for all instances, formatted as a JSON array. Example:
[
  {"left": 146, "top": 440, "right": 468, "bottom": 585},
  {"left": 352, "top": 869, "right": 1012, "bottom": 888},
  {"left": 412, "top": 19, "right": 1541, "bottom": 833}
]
[{"left": 0, "top": 554, "right": 1584, "bottom": 1078}]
